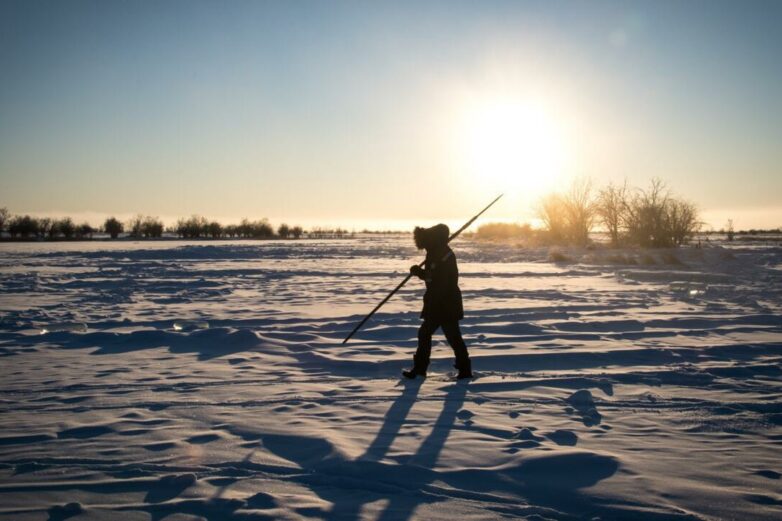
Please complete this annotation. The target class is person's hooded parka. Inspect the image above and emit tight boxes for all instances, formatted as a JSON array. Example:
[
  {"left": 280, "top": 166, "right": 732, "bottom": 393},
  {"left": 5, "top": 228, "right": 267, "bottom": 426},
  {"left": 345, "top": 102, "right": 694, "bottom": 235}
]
[{"left": 414, "top": 224, "right": 464, "bottom": 322}]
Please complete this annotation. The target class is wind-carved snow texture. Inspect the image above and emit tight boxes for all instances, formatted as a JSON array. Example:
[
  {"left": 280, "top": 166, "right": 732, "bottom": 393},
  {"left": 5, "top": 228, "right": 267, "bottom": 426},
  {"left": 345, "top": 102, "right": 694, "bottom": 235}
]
[{"left": 0, "top": 237, "right": 781, "bottom": 520}]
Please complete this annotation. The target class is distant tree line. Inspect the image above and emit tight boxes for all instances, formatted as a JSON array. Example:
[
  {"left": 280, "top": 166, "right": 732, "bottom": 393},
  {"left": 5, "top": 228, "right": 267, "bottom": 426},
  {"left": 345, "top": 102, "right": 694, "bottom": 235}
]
[
  {"left": 0, "top": 210, "right": 96, "bottom": 240},
  {"left": 476, "top": 178, "right": 704, "bottom": 248},
  {"left": 358, "top": 229, "right": 406, "bottom": 234},
  {"left": 0, "top": 208, "right": 327, "bottom": 241},
  {"left": 171, "top": 215, "right": 305, "bottom": 239},
  {"left": 308, "top": 227, "right": 351, "bottom": 239}
]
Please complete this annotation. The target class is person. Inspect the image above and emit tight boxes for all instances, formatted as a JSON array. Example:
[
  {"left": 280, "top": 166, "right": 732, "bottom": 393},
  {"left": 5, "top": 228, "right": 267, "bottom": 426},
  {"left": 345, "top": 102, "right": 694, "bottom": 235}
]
[{"left": 403, "top": 223, "right": 472, "bottom": 380}]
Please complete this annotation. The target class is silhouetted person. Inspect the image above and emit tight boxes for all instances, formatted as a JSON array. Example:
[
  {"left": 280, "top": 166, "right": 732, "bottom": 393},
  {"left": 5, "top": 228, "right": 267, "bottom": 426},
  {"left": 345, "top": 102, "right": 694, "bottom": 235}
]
[{"left": 403, "top": 224, "right": 472, "bottom": 380}]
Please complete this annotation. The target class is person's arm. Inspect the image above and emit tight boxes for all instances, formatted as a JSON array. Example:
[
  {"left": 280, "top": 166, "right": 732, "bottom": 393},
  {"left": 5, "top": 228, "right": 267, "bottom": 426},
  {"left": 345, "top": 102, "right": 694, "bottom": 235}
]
[{"left": 430, "top": 251, "right": 457, "bottom": 295}]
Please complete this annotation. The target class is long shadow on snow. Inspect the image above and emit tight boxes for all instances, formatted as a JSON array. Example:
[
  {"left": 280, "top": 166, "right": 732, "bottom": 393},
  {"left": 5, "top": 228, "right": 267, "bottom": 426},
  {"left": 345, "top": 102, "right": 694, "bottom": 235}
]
[
  {"left": 255, "top": 382, "right": 666, "bottom": 521},
  {"left": 33, "top": 328, "right": 266, "bottom": 360}
]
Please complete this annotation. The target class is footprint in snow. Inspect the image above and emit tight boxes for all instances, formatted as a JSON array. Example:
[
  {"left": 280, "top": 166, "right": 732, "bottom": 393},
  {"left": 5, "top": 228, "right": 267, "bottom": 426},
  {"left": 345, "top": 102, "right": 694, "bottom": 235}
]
[
  {"left": 47, "top": 502, "right": 82, "bottom": 521},
  {"left": 187, "top": 433, "right": 221, "bottom": 444},
  {"left": 754, "top": 469, "right": 781, "bottom": 480},
  {"left": 57, "top": 425, "right": 113, "bottom": 439},
  {"left": 144, "top": 473, "right": 197, "bottom": 504},
  {"left": 545, "top": 429, "right": 579, "bottom": 446},
  {"left": 565, "top": 389, "right": 602, "bottom": 427},
  {"left": 509, "top": 428, "right": 544, "bottom": 449}
]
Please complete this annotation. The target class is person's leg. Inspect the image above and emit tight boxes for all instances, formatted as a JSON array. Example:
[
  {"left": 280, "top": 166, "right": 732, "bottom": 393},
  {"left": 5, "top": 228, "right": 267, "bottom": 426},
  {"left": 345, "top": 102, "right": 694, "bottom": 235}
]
[
  {"left": 406, "top": 320, "right": 439, "bottom": 377},
  {"left": 442, "top": 321, "right": 472, "bottom": 378}
]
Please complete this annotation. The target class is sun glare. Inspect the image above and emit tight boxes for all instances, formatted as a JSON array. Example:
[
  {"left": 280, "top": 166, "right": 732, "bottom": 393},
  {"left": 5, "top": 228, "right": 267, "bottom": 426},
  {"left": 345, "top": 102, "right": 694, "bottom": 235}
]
[{"left": 463, "top": 99, "right": 568, "bottom": 198}]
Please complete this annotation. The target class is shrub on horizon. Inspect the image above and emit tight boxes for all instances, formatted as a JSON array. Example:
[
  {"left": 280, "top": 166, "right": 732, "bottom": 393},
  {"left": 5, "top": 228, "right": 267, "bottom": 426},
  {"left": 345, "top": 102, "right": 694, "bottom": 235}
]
[
  {"left": 726, "top": 219, "right": 735, "bottom": 242},
  {"left": 208, "top": 221, "right": 223, "bottom": 239},
  {"left": 127, "top": 215, "right": 164, "bottom": 238},
  {"left": 104, "top": 217, "right": 124, "bottom": 239},
  {"left": 55, "top": 217, "right": 75, "bottom": 239},
  {"left": 75, "top": 223, "right": 95, "bottom": 240},
  {"left": 176, "top": 215, "right": 209, "bottom": 238},
  {"left": 277, "top": 223, "right": 290, "bottom": 239},
  {"left": 548, "top": 250, "right": 572, "bottom": 263},
  {"left": 249, "top": 219, "right": 274, "bottom": 239},
  {"left": 127, "top": 215, "right": 144, "bottom": 238},
  {"left": 141, "top": 216, "right": 163, "bottom": 238},
  {"left": 223, "top": 224, "right": 238, "bottom": 238}
]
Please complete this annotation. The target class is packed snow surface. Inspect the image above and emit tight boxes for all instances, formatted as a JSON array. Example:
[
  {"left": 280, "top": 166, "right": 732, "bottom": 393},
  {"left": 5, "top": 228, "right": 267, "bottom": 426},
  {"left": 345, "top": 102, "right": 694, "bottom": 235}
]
[{"left": 0, "top": 236, "right": 781, "bottom": 520}]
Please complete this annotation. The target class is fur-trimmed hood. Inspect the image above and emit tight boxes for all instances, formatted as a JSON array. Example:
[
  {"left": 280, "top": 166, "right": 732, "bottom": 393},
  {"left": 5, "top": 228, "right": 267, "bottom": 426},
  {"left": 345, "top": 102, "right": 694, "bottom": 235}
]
[{"left": 414, "top": 223, "right": 450, "bottom": 251}]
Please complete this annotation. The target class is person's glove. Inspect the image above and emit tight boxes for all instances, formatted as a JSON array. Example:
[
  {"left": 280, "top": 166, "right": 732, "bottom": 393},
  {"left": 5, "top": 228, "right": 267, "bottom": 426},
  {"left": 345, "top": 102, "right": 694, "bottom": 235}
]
[{"left": 410, "top": 265, "right": 425, "bottom": 278}]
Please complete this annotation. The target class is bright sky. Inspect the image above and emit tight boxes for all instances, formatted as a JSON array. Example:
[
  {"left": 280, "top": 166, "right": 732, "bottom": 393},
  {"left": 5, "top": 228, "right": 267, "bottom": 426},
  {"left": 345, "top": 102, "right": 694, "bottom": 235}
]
[{"left": 1, "top": 0, "right": 781, "bottom": 230}]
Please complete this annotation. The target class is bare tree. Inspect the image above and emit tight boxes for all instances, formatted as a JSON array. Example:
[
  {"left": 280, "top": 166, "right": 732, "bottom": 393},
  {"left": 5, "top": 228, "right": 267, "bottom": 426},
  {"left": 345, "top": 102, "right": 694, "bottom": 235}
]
[
  {"left": 127, "top": 215, "right": 144, "bottom": 238},
  {"left": 725, "top": 219, "right": 734, "bottom": 241},
  {"left": 666, "top": 198, "right": 700, "bottom": 246},
  {"left": 563, "top": 178, "right": 596, "bottom": 246},
  {"left": 291, "top": 226, "right": 303, "bottom": 239},
  {"left": 0, "top": 207, "right": 9, "bottom": 236},
  {"left": 596, "top": 180, "right": 629, "bottom": 247},
  {"left": 536, "top": 193, "right": 568, "bottom": 244},
  {"left": 624, "top": 178, "right": 670, "bottom": 247},
  {"left": 619, "top": 179, "right": 700, "bottom": 248}
]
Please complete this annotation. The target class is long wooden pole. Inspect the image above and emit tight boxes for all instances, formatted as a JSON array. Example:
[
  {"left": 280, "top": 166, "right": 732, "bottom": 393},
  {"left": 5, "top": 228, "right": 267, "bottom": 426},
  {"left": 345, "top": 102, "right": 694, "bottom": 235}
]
[{"left": 342, "top": 194, "right": 503, "bottom": 344}]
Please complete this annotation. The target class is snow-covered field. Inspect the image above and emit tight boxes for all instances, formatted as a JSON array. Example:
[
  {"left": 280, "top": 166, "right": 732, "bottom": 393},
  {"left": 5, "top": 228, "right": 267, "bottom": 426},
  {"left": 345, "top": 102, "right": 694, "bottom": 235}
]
[{"left": 1, "top": 236, "right": 780, "bottom": 520}]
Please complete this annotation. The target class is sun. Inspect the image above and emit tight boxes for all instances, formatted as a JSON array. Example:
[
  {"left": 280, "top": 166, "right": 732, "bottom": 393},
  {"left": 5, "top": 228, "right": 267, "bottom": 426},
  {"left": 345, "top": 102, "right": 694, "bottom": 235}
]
[{"left": 462, "top": 98, "right": 568, "bottom": 197}]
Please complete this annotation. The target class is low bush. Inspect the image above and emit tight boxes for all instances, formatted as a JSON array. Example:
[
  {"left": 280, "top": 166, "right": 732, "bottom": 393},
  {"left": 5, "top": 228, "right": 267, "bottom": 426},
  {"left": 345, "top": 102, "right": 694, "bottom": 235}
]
[
  {"left": 549, "top": 250, "right": 572, "bottom": 263},
  {"left": 640, "top": 253, "right": 657, "bottom": 265},
  {"left": 475, "top": 222, "right": 533, "bottom": 240}
]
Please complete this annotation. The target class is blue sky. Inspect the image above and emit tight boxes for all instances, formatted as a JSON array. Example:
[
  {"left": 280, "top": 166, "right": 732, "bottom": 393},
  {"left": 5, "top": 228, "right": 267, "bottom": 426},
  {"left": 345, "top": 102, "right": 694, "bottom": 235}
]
[{"left": 1, "top": 0, "right": 781, "bottom": 229}]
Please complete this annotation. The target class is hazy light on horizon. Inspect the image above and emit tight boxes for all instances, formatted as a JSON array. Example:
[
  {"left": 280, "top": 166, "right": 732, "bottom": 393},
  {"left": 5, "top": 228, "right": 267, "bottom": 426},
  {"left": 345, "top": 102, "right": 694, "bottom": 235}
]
[{"left": 1, "top": 1, "right": 781, "bottom": 229}]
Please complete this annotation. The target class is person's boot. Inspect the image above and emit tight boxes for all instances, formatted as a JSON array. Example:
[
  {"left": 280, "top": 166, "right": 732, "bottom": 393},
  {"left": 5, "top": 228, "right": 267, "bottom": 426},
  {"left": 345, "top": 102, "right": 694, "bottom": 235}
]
[
  {"left": 402, "top": 355, "right": 428, "bottom": 379},
  {"left": 455, "top": 358, "right": 472, "bottom": 380}
]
